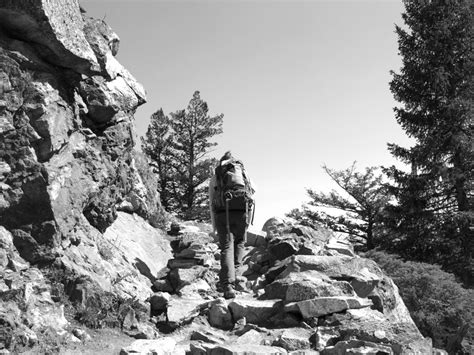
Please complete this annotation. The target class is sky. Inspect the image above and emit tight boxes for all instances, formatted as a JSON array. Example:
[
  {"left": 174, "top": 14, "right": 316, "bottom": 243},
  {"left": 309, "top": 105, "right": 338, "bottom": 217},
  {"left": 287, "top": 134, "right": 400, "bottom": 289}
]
[{"left": 80, "top": 0, "right": 413, "bottom": 230}]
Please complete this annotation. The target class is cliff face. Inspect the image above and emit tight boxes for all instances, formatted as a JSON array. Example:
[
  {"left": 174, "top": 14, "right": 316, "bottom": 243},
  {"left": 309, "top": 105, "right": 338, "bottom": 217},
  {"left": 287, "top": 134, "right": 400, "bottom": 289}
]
[
  {"left": 0, "top": 0, "right": 159, "bottom": 262},
  {"left": 0, "top": 1, "right": 173, "bottom": 349}
]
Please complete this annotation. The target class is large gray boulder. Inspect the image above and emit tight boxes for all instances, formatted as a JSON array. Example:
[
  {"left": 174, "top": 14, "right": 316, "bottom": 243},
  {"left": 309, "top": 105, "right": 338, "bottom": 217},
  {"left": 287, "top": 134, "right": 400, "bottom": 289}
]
[{"left": 264, "top": 270, "right": 355, "bottom": 302}]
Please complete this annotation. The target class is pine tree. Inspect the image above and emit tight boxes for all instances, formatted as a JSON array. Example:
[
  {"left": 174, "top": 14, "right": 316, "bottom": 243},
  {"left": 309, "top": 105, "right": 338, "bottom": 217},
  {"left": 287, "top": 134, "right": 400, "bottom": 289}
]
[
  {"left": 288, "top": 163, "right": 390, "bottom": 250},
  {"left": 142, "top": 91, "right": 223, "bottom": 220},
  {"left": 386, "top": 0, "right": 474, "bottom": 284},
  {"left": 141, "top": 109, "right": 174, "bottom": 211}
]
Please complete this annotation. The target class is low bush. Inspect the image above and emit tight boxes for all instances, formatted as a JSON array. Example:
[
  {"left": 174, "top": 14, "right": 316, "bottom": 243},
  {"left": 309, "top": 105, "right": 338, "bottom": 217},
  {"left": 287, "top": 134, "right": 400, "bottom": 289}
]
[{"left": 363, "top": 250, "right": 473, "bottom": 353}]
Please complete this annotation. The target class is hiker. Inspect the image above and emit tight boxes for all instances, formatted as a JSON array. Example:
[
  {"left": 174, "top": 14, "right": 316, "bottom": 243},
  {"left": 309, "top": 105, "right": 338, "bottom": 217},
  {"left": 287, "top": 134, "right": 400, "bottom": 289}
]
[{"left": 209, "top": 151, "right": 255, "bottom": 299}]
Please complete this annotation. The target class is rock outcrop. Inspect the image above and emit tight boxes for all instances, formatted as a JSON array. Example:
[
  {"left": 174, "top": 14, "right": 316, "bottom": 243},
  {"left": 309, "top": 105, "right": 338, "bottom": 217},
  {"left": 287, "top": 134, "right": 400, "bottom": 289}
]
[
  {"left": 0, "top": 0, "right": 169, "bottom": 351},
  {"left": 123, "top": 218, "right": 433, "bottom": 355}
]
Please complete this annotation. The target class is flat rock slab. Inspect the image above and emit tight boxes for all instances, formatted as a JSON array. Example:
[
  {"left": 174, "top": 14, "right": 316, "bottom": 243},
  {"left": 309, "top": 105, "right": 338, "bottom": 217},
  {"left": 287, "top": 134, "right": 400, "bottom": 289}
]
[
  {"left": 169, "top": 266, "right": 207, "bottom": 290},
  {"left": 229, "top": 298, "right": 282, "bottom": 326},
  {"left": 324, "top": 238, "right": 355, "bottom": 257},
  {"left": 103, "top": 212, "right": 172, "bottom": 279},
  {"left": 167, "top": 295, "right": 206, "bottom": 326},
  {"left": 208, "top": 344, "right": 288, "bottom": 355},
  {"left": 235, "top": 329, "right": 266, "bottom": 345},
  {"left": 336, "top": 308, "right": 431, "bottom": 354},
  {"left": 265, "top": 270, "right": 354, "bottom": 302},
  {"left": 285, "top": 296, "right": 372, "bottom": 319},
  {"left": 120, "top": 337, "right": 176, "bottom": 355},
  {"left": 282, "top": 255, "right": 383, "bottom": 280},
  {"left": 191, "top": 328, "right": 229, "bottom": 344},
  {"left": 276, "top": 328, "right": 313, "bottom": 351}
]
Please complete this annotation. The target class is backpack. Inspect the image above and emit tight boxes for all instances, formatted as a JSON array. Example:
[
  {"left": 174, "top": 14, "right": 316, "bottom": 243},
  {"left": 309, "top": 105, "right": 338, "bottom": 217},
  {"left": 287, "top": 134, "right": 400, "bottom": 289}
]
[{"left": 212, "top": 159, "right": 254, "bottom": 213}]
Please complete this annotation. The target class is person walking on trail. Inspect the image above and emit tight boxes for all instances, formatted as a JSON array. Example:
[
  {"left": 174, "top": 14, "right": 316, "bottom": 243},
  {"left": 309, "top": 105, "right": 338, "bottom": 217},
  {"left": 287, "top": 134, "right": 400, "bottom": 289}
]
[{"left": 209, "top": 151, "right": 255, "bottom": 299}]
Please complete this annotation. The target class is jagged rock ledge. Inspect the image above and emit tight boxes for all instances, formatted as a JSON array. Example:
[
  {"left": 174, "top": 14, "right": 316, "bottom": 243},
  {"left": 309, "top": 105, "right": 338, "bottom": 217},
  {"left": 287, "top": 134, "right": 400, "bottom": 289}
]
[{"left": 0, "top": 0, "right": 169, "bottom": 351}]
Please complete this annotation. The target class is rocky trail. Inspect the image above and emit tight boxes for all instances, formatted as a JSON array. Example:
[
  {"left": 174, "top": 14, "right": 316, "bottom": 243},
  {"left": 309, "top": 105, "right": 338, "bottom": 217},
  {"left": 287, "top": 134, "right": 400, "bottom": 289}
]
[
  {"left": 0, "top": 1, "right": 441, "bottom": 354},
  {"left": 115, "top": 218, "right": 432, "bottom": 355}
]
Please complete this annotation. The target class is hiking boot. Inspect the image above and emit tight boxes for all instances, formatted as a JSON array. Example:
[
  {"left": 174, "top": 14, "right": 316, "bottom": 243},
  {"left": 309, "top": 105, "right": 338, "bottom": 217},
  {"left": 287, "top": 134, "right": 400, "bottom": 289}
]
[{"left": 223, "top": 285, "right": 236, "bottom": 299}]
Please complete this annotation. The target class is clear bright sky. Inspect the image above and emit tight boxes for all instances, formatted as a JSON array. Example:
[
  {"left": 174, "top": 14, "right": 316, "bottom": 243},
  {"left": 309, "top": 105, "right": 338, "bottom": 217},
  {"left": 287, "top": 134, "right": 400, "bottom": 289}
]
[{"left": 80, "top": 0, "right": 413, "bottom": 230}]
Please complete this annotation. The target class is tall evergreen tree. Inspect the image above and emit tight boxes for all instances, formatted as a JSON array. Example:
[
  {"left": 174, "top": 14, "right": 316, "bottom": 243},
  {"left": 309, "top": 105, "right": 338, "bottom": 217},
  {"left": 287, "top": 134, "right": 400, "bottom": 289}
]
[
  {"left": 141, "top": 109, "right": 174, "bottom": 211},
  {"left": 142, "top": 91, "right": 223, "bottom": 220},
  {"left": 386, "top": 0, "right": 474, "bottom": 284}
]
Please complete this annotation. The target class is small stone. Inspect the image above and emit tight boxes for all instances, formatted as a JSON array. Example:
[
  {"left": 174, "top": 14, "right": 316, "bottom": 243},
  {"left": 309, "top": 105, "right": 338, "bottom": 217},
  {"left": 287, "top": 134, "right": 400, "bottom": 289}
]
[
  {"left": 72, "top": 328, "right": 91, "bottom": 341},
  {"left": 276, "top": 328, "right": 312, "bottom": 351},
  {"left": 208, "top": 298, "right": 233, "bottom": 330}
]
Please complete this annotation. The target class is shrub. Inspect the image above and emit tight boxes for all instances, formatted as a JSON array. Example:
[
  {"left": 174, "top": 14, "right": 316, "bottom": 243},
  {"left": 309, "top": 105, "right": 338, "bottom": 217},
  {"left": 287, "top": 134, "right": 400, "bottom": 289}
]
[
  {"left": 363, "top": 250, "right": 473, "bottom": 353},
  {"left": 75, "top": 292, "right": 147, "bottom": 330}
]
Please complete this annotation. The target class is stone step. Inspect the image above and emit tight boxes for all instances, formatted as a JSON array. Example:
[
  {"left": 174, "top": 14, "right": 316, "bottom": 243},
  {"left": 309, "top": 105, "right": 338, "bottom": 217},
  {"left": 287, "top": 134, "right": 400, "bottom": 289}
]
[
  {"left": 284, "top": 296, "right": 372, "bottom": 319},
  {"left": 228, "top": 297, "right": 283, "bottom": 326}
]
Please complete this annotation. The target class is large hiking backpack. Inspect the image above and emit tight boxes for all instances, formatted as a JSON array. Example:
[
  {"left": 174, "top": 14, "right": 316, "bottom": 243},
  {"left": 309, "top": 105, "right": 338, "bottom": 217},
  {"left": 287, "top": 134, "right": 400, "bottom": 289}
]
[{"left": 213, "top": 159, "right": 254, "bottom": 213}]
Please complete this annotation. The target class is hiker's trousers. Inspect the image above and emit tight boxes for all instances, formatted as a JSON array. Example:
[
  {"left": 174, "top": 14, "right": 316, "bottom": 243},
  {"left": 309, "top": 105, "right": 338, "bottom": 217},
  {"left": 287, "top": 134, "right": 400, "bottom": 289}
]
[{"left": 215, "top": 210, "right": 248, "bottom": 287}]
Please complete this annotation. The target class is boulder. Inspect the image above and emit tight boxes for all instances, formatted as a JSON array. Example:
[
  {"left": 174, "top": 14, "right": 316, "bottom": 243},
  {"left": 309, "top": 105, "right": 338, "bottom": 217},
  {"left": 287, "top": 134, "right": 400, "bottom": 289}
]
[
  {"left": 275, "top": 328, "right": 313, "bottom": 351},
  {"left": 179, "top": 279, "right": 212, "bottom": 296},
  {"left": 264, "top": 270, "right": 355, "bottom": 302},
  {"left": 268, "top": 236, "right": 300, "bottom": 260},
  {"left": 279, "top": 255, "right": 383, "bottom": 280},
  {"left": 235, "top": 329, "right": 266, "bottom": 345},
  {"left": 166, "top": 295, "right": 206, "bottom": 328},
  {"left": 262, "top": 217, "right": 289, "bottom": 239},
  {"left": 168, "top": 266, "right": 207, "bottom": 291},
  {"left": 102, "top": 212, "right": 172, "bottom": 281},
  {"left": 314, "top": 327, "right": 340, "bottom": 351},
  {"left": 285, "top": 296, "right": 372, "bottom": 319},
  {"left": 349, "top": 267, "right": 380, "bottom": 298},
  {"left": 228, "top": 297, "right": 282, "bottom": 326},
  {"left": 335, "top": 308, "right": 432, "bottom": 354},
  {"left": 208, "top": 298, "right": 233, "bottom": 330},
  {"left": 291, "top": 225, "right": 333, "bottom": 245}
]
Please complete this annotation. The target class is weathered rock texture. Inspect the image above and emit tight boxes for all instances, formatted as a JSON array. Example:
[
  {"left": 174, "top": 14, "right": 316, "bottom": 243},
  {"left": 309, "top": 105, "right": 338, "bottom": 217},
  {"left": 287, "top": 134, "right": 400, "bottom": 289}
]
[
  {"left": 0, "top": 0, "right": 170, "bottom": 351},
  {"left": 0, "top": 1, "right": 437, "bottom": 354},
  {"left": 120, "top": 217, "right": 434, "bottom": 355}
]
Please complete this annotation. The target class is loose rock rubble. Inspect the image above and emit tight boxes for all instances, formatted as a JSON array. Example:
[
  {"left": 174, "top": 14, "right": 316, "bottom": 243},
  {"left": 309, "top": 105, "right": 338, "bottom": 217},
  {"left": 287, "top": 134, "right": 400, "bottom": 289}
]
[{"left": 120, "top": 218, "right": 433, "bottom": 355}]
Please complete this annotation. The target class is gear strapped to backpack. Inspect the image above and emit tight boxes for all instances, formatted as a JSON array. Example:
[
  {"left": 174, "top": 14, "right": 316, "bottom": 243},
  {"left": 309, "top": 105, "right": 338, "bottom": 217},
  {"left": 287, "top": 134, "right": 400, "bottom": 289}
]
[{"left": 213, "top": 159, "right": 254, "bottom": 214}]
